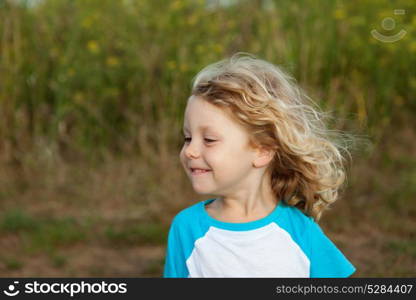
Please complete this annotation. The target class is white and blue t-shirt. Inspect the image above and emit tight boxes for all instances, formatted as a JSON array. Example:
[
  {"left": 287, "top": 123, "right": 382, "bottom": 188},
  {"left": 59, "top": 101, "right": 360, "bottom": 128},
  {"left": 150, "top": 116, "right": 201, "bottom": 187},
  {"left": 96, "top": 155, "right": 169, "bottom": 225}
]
[{"left": 163, "top": 198, "right": 355, "bottom": 278}]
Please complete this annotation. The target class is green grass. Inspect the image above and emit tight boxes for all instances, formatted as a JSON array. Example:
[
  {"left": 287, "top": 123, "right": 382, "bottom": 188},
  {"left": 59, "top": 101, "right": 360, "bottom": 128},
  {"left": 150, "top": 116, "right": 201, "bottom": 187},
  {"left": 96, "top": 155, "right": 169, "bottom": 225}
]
[
  {"left": 0, "top": 209, "right": 38, "bottom": 232},
  {"left": 26, "top": 218, "right": 87, "bottom": 253},
  {"left": 0, "top": 206, "right": 167, "bottom": 254},
  {"left": 142, "top": 258, "right": 165, "bottom": 276},
  {"left": 386, "top": 240, "right": 416, "bottom": 259},
  {"left": 104, "top": 223, "right": 168, "bottom": 246},
  {"left": 50, "top": 253, "right": 68, "bottom": 268},
  {"left": 0, "top": 209, "right": 87, "bottom": 253},
  {"left": 2, "top": 257, "right": 23, "bottom": 271}
]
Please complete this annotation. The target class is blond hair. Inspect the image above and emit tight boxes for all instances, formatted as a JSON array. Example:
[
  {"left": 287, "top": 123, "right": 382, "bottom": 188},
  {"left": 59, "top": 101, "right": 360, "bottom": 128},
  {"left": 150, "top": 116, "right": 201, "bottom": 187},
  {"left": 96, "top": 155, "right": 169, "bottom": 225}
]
[{"left": 190, "top": 52, "right": 361, "bottom": 221}]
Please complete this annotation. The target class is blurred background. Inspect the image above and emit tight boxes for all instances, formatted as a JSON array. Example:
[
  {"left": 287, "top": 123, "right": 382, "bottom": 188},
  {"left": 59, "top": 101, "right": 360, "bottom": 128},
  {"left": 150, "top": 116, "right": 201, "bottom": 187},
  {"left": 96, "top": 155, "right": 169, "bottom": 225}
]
[{"left": 0, "top": 0, "right": 415, "bottom": 277}]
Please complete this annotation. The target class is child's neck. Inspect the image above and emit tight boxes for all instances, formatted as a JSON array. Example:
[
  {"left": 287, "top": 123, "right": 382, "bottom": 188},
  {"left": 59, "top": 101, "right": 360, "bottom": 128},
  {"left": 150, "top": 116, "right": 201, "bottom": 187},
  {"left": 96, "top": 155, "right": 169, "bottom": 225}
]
[{"left": 206, "top": 195, "right": 278, "bottom": 223}]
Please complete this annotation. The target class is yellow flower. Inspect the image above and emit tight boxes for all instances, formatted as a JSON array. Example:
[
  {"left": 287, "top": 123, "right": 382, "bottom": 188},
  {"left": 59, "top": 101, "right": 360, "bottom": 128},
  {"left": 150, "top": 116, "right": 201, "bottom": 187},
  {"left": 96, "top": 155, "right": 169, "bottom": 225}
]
[
  {"left": 227, "top": 20, "right": 235, "bottom": 29},
  {"left": 410, "top": 77, "right": 416, "bottom": 90},
  {"left": 67, "top": 68, "right": 75, "bottom": 77},
  {"left": 82, "top": 17, "right": 93, "bottom": 29},
  {"left": 179, "top": 63, "right": 188, "bottom": 72},
  {"left": 355, "top": 92, "right": 367, "bottom": 126},
  {"left": 170, "top": 0, "right": 183, "bottom": 11},
  {"left": 333, "top": 8, "right": 346, "bottom": 20},
  {"left": 74, "top": 92, "right": 85, "bottom": 105},
  {"left": 213, "top": 44, "right": 223, "bottom": 54},
  {"left": 187, "top": 14, "right": 198, "bottom": 26},
  {"left": 409, "top": 41, "right": 416, "bottom": 53},
  {"left": 106, "top": 56, "right": 120, "bottom": 66},
  {"left": 104, "top": 87, "right": 119, "bottom": 97},
  {"left": 196, "top": 45, "right": 204, "bottom": 54},
  {"left": 167, "top": 60, "right": 177, "bottom": 70},
  {"left": 87, "top": 40, "right": 99, "bottom": 54},
  {"left": 393, "top": 96, "right": 404, "bottom": 107}
]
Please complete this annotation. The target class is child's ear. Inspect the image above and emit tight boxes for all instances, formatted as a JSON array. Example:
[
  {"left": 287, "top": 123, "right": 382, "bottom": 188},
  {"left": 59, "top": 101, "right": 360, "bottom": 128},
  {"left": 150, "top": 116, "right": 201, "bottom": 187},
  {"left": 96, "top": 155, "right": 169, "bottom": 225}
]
[{"left": 253, "top": 146, "right": 275, "bottom": 168}]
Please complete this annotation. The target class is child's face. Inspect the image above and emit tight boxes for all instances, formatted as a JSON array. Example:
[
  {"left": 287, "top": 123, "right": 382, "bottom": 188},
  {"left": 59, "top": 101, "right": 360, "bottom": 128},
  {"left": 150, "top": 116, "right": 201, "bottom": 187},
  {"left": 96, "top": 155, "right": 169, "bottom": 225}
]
[{"left": 180, "top": 95, "right": 259, "bottom": 195}]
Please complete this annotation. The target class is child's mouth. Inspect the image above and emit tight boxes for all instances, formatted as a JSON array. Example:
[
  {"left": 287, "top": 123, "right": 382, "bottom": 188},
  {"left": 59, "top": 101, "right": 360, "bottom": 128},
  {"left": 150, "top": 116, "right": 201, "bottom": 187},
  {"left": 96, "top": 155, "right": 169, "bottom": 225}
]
[{"left": 191, "top": 168, "right": 212, "bottom": 175}]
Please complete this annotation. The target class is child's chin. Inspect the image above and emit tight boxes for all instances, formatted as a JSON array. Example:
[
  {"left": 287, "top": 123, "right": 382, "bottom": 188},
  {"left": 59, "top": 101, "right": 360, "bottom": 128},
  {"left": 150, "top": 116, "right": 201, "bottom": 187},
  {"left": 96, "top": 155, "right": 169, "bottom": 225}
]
[
  {"left": 193, "top": 189, "right": 211, "bottom": 195},
  {"left": 192, "top": 185, "right": 214, "bottom": 195}
]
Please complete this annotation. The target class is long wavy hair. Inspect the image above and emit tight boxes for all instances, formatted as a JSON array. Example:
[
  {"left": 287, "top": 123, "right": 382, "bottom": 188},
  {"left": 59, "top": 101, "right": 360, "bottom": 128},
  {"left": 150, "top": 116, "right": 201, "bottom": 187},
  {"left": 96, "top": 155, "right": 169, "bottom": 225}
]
[{"left": 190, "top": 52, "right": 360, "bottom": 221}]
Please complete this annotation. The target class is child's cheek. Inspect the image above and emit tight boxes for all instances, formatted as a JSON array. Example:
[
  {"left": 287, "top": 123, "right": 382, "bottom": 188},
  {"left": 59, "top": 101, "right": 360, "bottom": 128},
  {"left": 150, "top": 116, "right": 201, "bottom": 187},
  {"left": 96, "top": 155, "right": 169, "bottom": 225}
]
[{"left": 205, "top": 148, "right": 227, "bottom": 171}]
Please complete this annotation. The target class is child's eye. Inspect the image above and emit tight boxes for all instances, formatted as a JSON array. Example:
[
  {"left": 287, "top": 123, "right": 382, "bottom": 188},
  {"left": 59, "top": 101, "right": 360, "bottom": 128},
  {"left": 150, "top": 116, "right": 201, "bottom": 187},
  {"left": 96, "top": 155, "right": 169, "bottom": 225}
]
[
  {"left": 183, "top": 137, "right": 216, "bottom": 143},
  {"left": 204, "top": 138, "right": 216, "bottom": 143}
]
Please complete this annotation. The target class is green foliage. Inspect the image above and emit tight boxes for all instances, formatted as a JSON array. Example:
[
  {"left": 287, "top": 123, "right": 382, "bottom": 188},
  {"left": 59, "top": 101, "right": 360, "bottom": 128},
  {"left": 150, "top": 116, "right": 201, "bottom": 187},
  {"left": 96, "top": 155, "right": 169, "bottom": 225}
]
[
  {"left": 27, "top": 217, "right": 87, "bottom": 252},
  {"left": 50, "top": 253, "right": 68, "bottom": 268},
  {"left": 0, "top": 209, "right": 87, "bottom": 252},
  {"left": 0, "top": 0, "right": 414, "bottom": 157},
  {"left": 387, "top": 239, "right": 416, "bottom": 259},
  {"left": 2, "top": 257, "right": 23, "bottom": 270},
  {"left": 0, "top": 209, "right": 38, "bottom": 232},
  {"left": 104, "top": 223, "right": 168, "bottom": 246}
]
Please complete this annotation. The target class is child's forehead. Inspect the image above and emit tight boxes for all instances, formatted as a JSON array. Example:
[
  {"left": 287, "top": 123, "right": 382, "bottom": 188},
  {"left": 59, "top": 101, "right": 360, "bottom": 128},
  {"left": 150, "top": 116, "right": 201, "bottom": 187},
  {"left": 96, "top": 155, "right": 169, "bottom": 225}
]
[
  {"left": 182, "top": 124, "right": 218, "bottom": 132},
  {"left": 184, "top": 96, "right": 234, "bottom": 124}
]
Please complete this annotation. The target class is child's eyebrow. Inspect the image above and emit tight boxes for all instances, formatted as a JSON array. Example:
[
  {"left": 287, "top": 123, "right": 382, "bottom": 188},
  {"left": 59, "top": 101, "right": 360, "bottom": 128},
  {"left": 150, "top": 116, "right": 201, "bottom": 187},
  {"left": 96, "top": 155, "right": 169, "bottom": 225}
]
[{"left": 182, "top": 125, "right": 219, "bottom": 133}]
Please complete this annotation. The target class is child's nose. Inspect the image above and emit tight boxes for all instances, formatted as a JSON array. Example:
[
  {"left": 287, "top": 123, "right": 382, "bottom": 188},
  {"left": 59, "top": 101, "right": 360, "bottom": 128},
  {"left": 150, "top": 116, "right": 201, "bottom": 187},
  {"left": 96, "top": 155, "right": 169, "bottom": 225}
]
[{"left": 184, "top": 142, "right": 200, "bottom": 158}]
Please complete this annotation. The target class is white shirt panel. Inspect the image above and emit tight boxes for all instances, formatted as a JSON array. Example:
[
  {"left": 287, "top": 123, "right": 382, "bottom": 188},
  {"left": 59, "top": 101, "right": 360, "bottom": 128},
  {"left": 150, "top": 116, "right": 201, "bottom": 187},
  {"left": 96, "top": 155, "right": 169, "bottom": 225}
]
[{"left": 186, "top": 222, "right": 310, "bottom": 277}]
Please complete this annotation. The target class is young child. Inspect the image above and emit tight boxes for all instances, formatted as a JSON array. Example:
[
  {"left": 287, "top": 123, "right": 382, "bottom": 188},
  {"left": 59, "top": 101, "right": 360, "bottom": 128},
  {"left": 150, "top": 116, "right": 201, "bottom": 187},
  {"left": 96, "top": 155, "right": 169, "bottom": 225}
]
[{"left": 163, "top": 52, "right": 356, "bottom": 278}]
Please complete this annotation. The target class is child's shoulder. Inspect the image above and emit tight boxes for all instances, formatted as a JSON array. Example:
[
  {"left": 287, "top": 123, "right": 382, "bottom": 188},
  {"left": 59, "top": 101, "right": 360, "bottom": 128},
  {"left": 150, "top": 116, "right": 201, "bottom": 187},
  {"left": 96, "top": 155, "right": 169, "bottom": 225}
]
[
  {"left": 278, "top": 200, "right": 317, "bottom": 230},
  {"left": 170, "top": 199, "right": 205, "bottom": 227}
]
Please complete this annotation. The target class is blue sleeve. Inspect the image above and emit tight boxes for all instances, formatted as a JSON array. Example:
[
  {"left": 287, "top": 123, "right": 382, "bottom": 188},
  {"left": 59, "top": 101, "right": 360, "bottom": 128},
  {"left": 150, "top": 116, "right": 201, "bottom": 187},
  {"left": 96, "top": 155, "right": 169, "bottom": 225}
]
[
  {"left": 308, "top": 218, "right": 356, "bottom": 278},
  {"left": 163, "top": 217, "right": 189, "bottom": 278}
]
